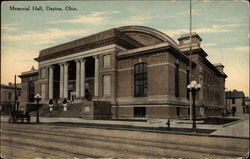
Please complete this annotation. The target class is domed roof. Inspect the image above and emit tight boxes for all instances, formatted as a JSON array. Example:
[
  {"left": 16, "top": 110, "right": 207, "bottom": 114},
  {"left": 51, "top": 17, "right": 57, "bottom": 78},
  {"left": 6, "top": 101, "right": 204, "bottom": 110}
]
[{"left": 117, "top": 26, "right": 178, "bottom": 47}]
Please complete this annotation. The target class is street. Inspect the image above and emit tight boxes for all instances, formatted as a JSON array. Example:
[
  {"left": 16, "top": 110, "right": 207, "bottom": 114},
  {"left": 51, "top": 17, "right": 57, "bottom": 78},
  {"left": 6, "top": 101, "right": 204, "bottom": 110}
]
[{"left": 1, "top": 121, "right": 249, "bottom": 159}]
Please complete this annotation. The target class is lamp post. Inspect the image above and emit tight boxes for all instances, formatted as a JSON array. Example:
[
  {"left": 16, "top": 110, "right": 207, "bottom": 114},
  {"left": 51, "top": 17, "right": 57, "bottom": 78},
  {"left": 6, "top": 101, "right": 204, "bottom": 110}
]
[
  {"left": 49, "top": 99, "right": 53, "bottom": 112},
  {"left": 62, "top": 98, "right": 68, "bottom": 111},
  {"left": 34, "top": 94, "right": 41, "bottom": 124},
  {"left": 187, "top": 80, "right": 201, "bottom": 132}
]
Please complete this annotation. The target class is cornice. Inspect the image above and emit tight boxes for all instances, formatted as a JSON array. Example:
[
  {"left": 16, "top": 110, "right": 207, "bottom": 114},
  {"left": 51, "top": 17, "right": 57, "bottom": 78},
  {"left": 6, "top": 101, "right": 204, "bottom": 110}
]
[
  {"left": 35, "top": 37, "right": 141, "bottom": 62},
  {"left": 117, "top": 45, "right": 196, "bottom": 66}
]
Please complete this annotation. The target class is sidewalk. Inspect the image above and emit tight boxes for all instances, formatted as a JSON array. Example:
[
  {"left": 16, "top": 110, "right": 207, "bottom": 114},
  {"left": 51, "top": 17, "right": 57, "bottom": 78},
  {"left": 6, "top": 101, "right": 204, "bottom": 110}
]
[
  {"left": 1, "top": 115, "right": 249, "bottom": 138},
  {"left": 211, "top": 117, "right": 249, "bottom": 138}
]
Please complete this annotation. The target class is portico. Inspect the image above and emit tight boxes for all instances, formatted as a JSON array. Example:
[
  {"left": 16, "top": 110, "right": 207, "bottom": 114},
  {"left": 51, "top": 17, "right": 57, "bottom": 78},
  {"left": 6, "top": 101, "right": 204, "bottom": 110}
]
[{"left": 43, "top": 55, "right": 99, "bottom": 102}]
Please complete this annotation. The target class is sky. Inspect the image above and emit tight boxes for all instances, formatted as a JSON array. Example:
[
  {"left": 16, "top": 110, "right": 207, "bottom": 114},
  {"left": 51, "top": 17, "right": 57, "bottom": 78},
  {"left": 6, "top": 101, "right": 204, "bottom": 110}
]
[{"left": 1, "top": 0, "right": 249, "bottom": 96}]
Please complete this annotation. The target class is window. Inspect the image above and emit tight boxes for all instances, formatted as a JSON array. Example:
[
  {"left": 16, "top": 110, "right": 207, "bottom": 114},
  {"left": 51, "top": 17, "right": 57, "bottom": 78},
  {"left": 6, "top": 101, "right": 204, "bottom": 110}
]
[
  {"left": 134, "top": 63, "right": 147, "bottom": 97},
  {"left": 176, "top": 107, "right": 180, "bottom": 116},
  {"left": 28, "top": 80, "right": 34, "bottom": 102},
  {"left": 103, "top": 54, "right": 111, "bottom": 68},
  {"left": 232, "top": 106, "right": 236, "bottom": 112},
  {"left": 232, "top": 98, "right": 235, "bottom": 104},
  {"left": 103, "top": 75, "right": 111, "bottom": 96},
  {"left": 8, "top": 93, "right": 12, "bottom": 100},
  {"left": 175, "top": 63, "right": 179, "bottom": 97},
  {"left": 134, "top": 107, "right": 146, "bottom": 117}
]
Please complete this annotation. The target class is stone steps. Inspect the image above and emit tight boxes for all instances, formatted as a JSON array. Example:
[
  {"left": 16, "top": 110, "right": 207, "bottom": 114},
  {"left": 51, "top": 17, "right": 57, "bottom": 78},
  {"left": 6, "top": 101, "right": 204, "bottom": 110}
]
[{"left": 30, "top": 103, "right": 86, "bottom": 118}]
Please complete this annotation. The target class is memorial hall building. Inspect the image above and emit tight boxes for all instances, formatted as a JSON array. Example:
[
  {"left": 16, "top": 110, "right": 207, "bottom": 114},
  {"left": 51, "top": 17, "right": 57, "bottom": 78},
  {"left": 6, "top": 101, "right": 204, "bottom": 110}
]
[{"left": 19, "top": 26, "right": 227, "bottom": 119}]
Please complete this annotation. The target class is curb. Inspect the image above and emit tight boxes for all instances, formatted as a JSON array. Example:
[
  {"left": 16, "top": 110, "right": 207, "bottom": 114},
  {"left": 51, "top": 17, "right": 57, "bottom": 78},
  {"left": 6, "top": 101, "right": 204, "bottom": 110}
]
[
  {"left": 42, "top": 121, "right": 250, "bottom": 140},
  {"left": 223, "top": 117, "right": 249, "bottom": 127}
]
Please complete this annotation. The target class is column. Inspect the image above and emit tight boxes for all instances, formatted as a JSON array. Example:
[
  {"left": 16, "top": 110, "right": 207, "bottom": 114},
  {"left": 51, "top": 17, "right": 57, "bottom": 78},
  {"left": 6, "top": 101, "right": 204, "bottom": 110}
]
[
  {"left": 59, "top": 63, "right": 64, "bottom": 99},
  {"left": 63, "top": 62, "right": 69, "bottom": 99},
  {"left": 48, "top": 65, "right": 54, "bottom": 99},
  {"left": 94, "top": 55, "right": 99, "bottom": 97},
  {"left": 75, "top": 59, "right": 80, "bottom": 98},
  {"left": 80, "top": 58, "right": 86, "bottom": 98}
]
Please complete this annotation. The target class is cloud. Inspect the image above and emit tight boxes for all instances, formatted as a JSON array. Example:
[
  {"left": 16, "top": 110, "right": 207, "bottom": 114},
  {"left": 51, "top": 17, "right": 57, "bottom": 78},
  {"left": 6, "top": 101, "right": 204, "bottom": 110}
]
[
  {"left": 119, "top": 15, "right": 152, "bottom": 25},
  {"left": 48, "top": 11, "right": 120, "bottom": 25},
  {"left": 2, "top": 28, "right": 92, "bottom": 45},
  {"left": 179, "top": 9, "right": 201, "bottom": 16},
  {"left": 1, "top": 24, "right": 18, "bottom": 32},
  {"left": 206, "top": 46, "right": 249, "bottom": 54},
  {"left": 202, "top": 43, "right": 217, "bottom": 47},
  {"left": 163, "top": 25, "right": 230, "bottom": 37},
  {"left": 194, "top": 25, "right": 230, "bottom": 33},
  {"left": 163, "top": 29, "right": 189, "bottom": 37}
]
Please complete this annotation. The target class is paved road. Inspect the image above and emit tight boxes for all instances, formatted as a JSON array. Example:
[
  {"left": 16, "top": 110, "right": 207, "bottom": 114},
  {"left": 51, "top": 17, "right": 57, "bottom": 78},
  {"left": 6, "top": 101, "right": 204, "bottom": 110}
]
[{"left": 1, "top": 122, "right": 249, "bottom": 159}]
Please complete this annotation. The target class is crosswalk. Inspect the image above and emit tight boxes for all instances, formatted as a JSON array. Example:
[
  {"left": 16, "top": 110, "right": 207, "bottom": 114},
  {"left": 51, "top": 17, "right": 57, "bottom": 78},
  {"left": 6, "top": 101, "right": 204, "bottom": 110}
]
[{"left": 1, "top": 122, "right": 249, "bottom": 159}]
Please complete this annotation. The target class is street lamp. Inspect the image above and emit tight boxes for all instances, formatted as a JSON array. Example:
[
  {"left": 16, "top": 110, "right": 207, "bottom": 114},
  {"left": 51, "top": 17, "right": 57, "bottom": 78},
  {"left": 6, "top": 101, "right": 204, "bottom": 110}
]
[
  {"left": 187, "top": 80, "right": 201, "bottom": 132},
  {"left": 49, "top": 99, "right": 53, "bottom": 112},
  {"left": 34, "top": 94, "right": 41, "bottom": 124},
  {"left": 62, "top": 98, "right": 68, "bottom": 111}
]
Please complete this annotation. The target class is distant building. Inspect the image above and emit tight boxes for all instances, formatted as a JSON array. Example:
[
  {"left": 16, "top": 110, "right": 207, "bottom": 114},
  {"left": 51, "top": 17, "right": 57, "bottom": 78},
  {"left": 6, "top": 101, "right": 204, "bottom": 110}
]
[
  {"left": 244, "top": 97, "right": 250, "bottom": 114},
  {"left": 19, "top": 26, "right": 227, "bottom": 119},
  {"left": 0, "top": 83, "right": 21, "bottom": 114},
  {"left": 18, "top": 66, "right": 39, "bottom": 113},
  {"left": 225, "top": 90, "right": 246, "bottom": 116}
]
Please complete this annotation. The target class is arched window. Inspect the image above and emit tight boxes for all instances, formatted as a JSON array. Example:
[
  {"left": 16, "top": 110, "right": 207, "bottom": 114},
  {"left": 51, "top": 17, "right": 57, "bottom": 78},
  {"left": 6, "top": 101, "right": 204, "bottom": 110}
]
[{"left": 134, "top": 62, "right": 147, "bottom": 97}]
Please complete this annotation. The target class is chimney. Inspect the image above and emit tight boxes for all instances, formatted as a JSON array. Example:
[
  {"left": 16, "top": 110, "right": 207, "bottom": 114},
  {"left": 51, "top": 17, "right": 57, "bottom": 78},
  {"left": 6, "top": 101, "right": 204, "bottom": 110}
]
[
  {"left": 8, "top": 82, "right": 13, "bottom": 86},
  {"left": 177, "top": 32, "right": 202, "bottom": 51}
]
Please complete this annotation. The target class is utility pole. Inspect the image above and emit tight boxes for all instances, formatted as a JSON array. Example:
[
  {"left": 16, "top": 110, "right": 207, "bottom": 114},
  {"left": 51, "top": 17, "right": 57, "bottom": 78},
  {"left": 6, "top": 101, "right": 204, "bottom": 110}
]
[
  {"left": 14, "top": 75, "right": 17, "bottom": 111},
  {"left": 189, "top": 0, "right": 193, "bottom": 120}
]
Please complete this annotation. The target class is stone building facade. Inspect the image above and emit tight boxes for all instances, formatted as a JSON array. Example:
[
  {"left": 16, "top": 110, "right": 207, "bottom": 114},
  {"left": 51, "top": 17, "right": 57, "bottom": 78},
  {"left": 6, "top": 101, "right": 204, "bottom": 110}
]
[
  {"left": 18, "top": 67, "right": 39, "bottom": 112},
  {"left": 20, "top": 26, "right": 227, "bottom": 119},
  {"left": 0, "top": 83, "right": 21, "bottom": 114}
]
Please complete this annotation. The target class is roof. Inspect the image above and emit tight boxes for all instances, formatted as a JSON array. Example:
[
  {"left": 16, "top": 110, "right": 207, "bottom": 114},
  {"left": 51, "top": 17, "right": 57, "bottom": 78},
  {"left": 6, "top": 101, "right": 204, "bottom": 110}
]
[
  {"left": 35, "top": 28, "right": 144, "bottom": 62},
  {"left": 117, "top": 42, "right": 196, "bottom": 66},
  {"left": 244, "top": 97, "right": 250, "bottom": 102},
  {"left": 225, "top": 90, "right": 245, "bottom": 98},
  {"left": 19, "top": 67, "right": 38, "bottom": 78},
  {"left": 0, "top": 84, "right": 21, "bottom": 89},
  {"left": 182, "top": 48, "right": 227, "bottom": 78},
  {"left": 34, "top": 26, "right": 183, "bottom": 62},
  {"left": 118, "top": 25, "right": 179, "bottom": 48}
]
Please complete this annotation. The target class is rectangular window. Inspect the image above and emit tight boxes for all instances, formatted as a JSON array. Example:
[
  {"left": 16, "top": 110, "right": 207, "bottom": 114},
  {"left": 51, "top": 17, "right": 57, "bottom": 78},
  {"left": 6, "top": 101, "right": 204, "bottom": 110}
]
[
  {"left": 176, "top": 107, "right": 180, "bottom": 116},
  {"left": 134, "top": 63, "right": 147, "bottom": 97},
  {"left": 8, "top": 93, "right": 12, "bottom": 100},
  {"left": 103, "top": 54, "right": 111, "bottom": 68},
  {"left": 232, "top": 98, "right": 235, "bottom": 104},
  {"left": 232, "top": 106, "right": 236, "bottom": 112},
  {"left": 134, "top": 107, "right": 146, "bottom": 117},
  {"left": 28, "top": 80, "right": 35, "bottom": 102},
  {"left": 103, "top": 75, "right": 111, "bottom": 96}
]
